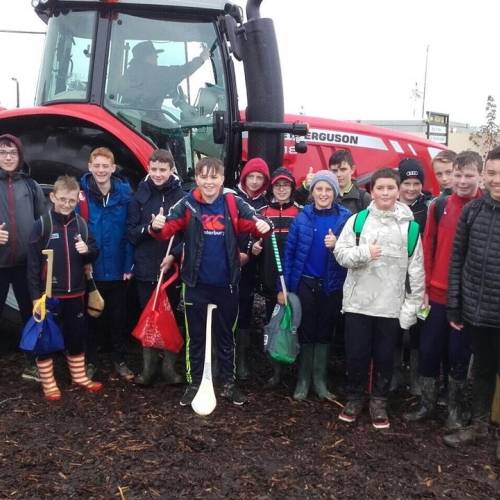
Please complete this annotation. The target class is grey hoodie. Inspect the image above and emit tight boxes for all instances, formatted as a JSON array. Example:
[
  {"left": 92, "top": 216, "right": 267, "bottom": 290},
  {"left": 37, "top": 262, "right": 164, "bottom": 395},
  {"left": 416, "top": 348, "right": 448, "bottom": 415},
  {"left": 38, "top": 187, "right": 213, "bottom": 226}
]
[{"left": 0, "top": 134, "right": 46, "bottom": 267}]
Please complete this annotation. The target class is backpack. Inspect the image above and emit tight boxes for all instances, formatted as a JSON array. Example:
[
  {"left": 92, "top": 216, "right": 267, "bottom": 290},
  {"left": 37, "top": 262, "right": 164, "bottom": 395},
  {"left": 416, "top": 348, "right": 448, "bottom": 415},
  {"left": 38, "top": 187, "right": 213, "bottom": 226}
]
[
  {"left": 40, "top": 212, "right": 89, "bottom": 249},
  {"left": 353, "top": 208, "right": 420, "bottom": 257},
  {"left": 24, "top": 177, "right": 43, "bottom": 219},
  {"left": 433, "top": 194, "right": 449, "bottom": 225}
]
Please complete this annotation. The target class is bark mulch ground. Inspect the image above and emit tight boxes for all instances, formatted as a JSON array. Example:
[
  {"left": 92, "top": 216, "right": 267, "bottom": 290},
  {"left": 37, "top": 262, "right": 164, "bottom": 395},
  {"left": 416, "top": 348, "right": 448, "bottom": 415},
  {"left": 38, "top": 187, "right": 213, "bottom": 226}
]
[{"left": 1, "top": 344, "right": 499, "bottom": 499}]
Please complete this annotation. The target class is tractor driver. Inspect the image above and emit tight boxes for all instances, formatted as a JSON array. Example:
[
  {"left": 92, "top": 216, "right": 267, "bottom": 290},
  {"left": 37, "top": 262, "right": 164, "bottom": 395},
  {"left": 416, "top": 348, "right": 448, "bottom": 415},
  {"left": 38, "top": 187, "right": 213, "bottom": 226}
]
[{"left": 118, "top": 40, "right": 210, "bottom": 112}]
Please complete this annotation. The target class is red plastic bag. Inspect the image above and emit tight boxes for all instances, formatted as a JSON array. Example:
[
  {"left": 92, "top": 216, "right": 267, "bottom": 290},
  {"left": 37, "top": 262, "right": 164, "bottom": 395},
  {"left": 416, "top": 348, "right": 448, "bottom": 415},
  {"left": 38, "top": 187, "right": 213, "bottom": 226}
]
[{"left": 132, "top": 265, "right": 184, "bottom": 353}]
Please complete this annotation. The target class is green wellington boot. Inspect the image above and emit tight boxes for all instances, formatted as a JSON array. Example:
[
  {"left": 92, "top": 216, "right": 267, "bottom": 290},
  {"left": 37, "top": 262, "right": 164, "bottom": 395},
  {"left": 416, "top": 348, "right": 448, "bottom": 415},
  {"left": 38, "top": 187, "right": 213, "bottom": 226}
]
[
  {"left": 161, "top": 350, "right": 184, "bottom": 384},
  {"left": 265, "top": 360, "right": 282, "bottom": 388},
  {"left": 312, "top": 343, "right": 336, "bottom": 401},
  {"left": 403, "top": 376, "right": 438, "bottom": 422},
  {"left": 134, "top": 348, "right": 160, "bottom": 386},
  {"left": 293, "top": 344, "right": 314, "bottom": 401},
  {"left": 445, "top": 377, "right": 467, "bottom": 431}
]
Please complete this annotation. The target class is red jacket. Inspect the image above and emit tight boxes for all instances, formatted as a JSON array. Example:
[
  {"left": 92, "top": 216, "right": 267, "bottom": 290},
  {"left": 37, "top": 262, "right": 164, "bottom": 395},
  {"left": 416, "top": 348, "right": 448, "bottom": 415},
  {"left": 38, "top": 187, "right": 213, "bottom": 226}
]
[{"left": 423, "top": 192, "right": 481, "bottom": 304}]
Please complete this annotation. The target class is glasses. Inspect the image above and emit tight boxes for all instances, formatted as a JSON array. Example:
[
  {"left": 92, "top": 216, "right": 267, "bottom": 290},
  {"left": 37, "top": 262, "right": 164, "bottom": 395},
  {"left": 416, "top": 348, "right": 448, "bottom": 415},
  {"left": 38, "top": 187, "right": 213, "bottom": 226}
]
[
  {"left": 273, "top": 183, "right": 292, "bottom": 190},
  {"left": 0, "top": 150, "right": 19, "bottom": 158},
  {"left": 53, "top": 196, "right": 78, "bottom": 206}
]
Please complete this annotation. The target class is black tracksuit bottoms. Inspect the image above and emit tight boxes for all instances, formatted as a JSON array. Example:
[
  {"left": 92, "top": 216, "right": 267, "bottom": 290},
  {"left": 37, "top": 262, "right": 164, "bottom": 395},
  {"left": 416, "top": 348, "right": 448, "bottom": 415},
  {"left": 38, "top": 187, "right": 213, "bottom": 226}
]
[
  {"left": 38, "top": 296, "right": 86, "bottom": 360},
  {"left": 419, "top": 301, "right": 471, "bottom": 380},
  {"left": 183, "top": 283, "right": 238, "bottom": 386},
  {"left": 86, "top": 281, "right": 129, "bottom": 364},
  {"left": 344, "top": 312, "right": 400, "bottom": 399},
  {"left": 466, "top": 324, "right": 500, "bottom": 418}
]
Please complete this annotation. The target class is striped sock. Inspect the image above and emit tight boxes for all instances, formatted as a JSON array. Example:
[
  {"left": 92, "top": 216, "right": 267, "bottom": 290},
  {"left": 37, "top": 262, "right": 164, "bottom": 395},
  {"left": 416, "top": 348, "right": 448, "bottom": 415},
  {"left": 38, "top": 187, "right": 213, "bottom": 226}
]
[
  {"left": 36, "top": 358, "right": 61, "bottom": 401},
  {"left": 66, "top": 354, "right": 103, "bottom": 393}
]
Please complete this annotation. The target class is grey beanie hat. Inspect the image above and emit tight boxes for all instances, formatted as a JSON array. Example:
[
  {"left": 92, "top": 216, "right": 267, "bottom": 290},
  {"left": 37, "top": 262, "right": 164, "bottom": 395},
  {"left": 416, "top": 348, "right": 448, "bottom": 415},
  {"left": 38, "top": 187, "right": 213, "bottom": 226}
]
[{"left": 309, "top": 170, "right": 340, "bottom": 197}]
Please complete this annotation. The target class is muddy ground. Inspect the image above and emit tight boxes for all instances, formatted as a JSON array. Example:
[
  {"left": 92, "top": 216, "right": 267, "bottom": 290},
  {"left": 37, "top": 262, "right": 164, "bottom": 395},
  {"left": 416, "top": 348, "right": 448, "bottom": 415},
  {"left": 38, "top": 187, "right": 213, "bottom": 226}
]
[{"left": 1, "top": 320, "right": 499, "bottom": 499}]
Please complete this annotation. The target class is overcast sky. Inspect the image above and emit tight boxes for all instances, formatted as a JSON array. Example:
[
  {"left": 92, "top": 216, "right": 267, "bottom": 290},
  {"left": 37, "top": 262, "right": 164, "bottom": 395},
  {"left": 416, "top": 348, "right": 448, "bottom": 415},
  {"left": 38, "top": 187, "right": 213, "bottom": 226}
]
[{"left": 1, "top": 0, "right": 499, "bottom": 126}]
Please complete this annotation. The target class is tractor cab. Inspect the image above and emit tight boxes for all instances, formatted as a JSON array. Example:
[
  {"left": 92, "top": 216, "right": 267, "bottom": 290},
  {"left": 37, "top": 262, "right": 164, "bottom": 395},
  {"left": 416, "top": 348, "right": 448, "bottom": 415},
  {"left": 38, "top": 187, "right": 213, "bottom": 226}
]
[{"left": 32, "top": 0, "right": 234, "bottom": 181}]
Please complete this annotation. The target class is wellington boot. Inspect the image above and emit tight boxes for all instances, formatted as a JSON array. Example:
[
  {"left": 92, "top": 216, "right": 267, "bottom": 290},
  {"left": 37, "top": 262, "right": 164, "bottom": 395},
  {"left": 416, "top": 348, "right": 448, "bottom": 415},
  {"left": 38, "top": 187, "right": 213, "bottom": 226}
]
[
  {"left": 312, "top": 343, "right": 336, "bottom": 401},
  {"left": 161, "top": 350, "right": 184, "bottom": 385},
  {"left": 293, "top": 344, "right": 314, "bottom": 401},
  {"left": 445, "top": 377, "right": 467, "bottom": 431},
  {"left": 67, "top": 353, "right": 103, "bottom": 393},
  {"left": 443, "top": 417, "right": 489, "bottom": 448},
  {"left": 36, "top": 358, "right": 61, "bottom": 401},
  {"left": 236, "top": 328, "right": 251, "bottom": 381},
  {"left": 265, "top": 360, "right": 282, "bottom": 388},
  {"left": 403, "top": 376, "right": 438, "bottom": 422},
  {"left": 409, "top": 349, "right": 421, "bottom": 396},
  {"left": 134, "top": 348, "right": 160, "bottom": 386},
  {"left": 496, "top": 440, "right": 500, "bottom": 462}
]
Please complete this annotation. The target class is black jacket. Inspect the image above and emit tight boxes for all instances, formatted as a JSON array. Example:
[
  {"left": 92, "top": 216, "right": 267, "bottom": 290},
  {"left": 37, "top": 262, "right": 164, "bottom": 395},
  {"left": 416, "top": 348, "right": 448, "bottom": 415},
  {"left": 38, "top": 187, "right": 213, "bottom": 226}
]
[
  {"left": 447, "top": 194, "right": 500, "bottom": 327},
  {"left": 151, "top": 189, "right": 272, "bottom": 288},
  {"left": 27, "top": 210, "right": 98, "bottom": 300},
  {"left": 127, "top": 176, "right": 184, "bottom": 281}
]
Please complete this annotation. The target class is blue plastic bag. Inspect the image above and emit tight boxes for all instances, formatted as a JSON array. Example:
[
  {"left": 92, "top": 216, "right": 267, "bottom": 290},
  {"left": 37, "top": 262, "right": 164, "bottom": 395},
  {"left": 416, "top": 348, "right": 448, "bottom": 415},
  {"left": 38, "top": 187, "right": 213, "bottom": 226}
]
[{"left": 19, "top": 298, "right": 64, "bottom": 356}]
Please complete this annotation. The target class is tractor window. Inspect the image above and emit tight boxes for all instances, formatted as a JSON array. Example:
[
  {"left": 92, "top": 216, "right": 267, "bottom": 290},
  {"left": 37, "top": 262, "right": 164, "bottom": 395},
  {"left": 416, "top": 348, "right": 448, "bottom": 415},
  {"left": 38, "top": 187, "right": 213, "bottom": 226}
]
[
  {"left": 104, "top": 13, "right": 228, "bottom": 180},
  {"left": 36, "top": 11, "right": 96, "bottom": 104}
]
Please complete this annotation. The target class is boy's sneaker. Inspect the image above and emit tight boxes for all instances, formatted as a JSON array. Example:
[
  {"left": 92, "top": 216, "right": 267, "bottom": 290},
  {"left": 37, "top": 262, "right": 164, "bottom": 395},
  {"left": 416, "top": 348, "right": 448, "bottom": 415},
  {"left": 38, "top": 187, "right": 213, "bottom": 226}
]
[
  {"left": 21, "top": 365, "right": 41, "bottom": 383},
  {"left": 113, "top": 362, "right": 134, "bottom": 381},
  {"left": 179, "top": 384, "right": 199, "bottom": 406},
  {"left": 338, "top": 399, "right": 364, "bottom": 423},
  {"left": 220, "top": 383, "right": 247, "bottom": 406},
  {"left": 86, "top": 363, "right": 97, "bottom": 380},
  {"left": 370, "top": 398, "right": 390, "bottom": 429}
]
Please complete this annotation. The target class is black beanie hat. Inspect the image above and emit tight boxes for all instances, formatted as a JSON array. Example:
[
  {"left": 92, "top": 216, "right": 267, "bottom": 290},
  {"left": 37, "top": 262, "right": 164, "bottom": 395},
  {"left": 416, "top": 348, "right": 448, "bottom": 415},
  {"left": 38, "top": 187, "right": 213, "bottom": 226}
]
[{"left": 398, "top": 158, "right": 424, "bottom": 184}]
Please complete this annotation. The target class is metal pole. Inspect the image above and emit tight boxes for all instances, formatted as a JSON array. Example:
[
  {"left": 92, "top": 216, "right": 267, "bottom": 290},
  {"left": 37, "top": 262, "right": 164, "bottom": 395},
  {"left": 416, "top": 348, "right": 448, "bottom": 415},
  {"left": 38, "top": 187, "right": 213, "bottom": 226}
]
[
  {"left": 11, "top": 77, "right": 19, "bottom": 108},
  {"left": 421, "top": 45, "right": 429, "bottom": 119}
]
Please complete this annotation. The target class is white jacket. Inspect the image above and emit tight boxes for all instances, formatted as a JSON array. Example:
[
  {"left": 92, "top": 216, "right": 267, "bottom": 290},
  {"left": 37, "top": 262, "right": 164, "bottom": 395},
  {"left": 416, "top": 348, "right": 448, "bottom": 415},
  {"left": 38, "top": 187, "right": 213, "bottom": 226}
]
[{"left": 334, "top": 201, "right": 424, "bottom": 329}]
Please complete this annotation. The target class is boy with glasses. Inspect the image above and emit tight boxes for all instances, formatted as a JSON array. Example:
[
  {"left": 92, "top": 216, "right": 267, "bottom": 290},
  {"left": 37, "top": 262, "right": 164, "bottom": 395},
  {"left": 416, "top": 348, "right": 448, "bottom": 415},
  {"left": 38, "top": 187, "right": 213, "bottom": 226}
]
[{"left": 0, "top": 134, "right": 46, "bottom": 381}]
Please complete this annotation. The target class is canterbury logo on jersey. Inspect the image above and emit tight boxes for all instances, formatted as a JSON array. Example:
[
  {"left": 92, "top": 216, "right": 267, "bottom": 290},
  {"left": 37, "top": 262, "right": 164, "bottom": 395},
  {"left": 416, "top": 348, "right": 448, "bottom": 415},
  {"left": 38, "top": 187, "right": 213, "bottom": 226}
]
[{"left": 202, "top": 215, "right": 225, "bottom": 232}]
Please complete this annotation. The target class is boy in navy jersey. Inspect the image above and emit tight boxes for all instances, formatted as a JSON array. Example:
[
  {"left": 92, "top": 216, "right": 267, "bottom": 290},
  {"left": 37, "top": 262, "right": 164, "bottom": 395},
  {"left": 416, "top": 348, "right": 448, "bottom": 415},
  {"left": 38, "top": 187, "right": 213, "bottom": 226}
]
[{"left": 150, "top": 157, "right": 272, "bottom": 406}]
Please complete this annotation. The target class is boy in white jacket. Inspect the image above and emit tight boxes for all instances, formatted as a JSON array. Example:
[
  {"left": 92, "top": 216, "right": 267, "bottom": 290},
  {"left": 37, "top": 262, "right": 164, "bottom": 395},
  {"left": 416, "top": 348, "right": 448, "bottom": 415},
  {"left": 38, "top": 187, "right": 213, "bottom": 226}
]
[{"left": 334, "top": 168, "right": 424, "bottom": 429}]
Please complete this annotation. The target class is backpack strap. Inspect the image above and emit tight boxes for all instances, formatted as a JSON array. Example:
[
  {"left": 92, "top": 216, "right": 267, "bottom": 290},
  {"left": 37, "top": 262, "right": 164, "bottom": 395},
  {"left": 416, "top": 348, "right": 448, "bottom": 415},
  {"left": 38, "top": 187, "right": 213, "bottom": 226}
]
[
  {"left": 433, "top": 194, "right": 449, "bottom": 225},
  {"left": 75, "top": 214, "right": 89, "bottom": 242},
  {"left": 407, "top": 220, "right": 420, "bottom": 258},
  {"left": 78, "top": 190, "right": 89, "bottom": 222},
  {"left": 224, "top": 192, "right": 239, "bottom": 236},
  {"left": 353, "top": 208, "right": 369, "bottom": 245},
  {"left": 24, "top": 177, "right": 41, "bottom": 219},
  {"left": 40, "top": 212, "right": 53, "bottom": 249}
]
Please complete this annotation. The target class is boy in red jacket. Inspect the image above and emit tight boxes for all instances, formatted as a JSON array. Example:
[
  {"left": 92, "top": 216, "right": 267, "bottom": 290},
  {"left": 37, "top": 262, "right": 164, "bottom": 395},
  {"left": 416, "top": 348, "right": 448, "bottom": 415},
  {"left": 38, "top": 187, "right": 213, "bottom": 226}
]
[
  {"left": 150, "top": 157, "right": 271, "bottom": 406},
  {"left": 404, "top": 151, "right": 482, "bottom": 427}
]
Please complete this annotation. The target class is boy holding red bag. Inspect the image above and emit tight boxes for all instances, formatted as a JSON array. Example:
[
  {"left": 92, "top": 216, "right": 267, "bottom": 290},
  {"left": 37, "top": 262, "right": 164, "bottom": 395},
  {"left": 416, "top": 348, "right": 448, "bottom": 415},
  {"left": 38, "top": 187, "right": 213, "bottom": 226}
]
[{"left": 149, "top": 157, "right": 272, "bottom": 406}]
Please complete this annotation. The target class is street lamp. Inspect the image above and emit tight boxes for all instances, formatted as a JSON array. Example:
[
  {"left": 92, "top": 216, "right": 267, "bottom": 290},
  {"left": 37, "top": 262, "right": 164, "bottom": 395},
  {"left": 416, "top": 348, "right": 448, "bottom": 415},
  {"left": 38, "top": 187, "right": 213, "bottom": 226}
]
[{"left": 11, "top": 77, "right": 20, "bottom": 108}]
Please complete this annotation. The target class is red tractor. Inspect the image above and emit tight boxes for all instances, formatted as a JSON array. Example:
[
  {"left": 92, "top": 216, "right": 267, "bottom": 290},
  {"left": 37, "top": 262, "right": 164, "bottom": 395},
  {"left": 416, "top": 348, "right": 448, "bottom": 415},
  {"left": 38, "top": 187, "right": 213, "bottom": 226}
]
[{"left": 0, "top": 0, "right": 306, "bottom": 187}]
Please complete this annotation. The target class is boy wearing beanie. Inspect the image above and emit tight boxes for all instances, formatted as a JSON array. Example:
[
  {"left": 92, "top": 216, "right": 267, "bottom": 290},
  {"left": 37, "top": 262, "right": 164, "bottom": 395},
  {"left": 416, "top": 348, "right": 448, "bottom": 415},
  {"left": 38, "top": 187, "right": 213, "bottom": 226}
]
[
  {"left": 235, "top": 157, "right": 271, "bottom": 380},
  {"left": 398, "top": 158, "right": 432, "bottom": 231},
  {"left": 279, "top": 170, "right": 351, "bottom": 401},
  {"left": 335, "top": 168, "right": 424, "bottom": 429}
]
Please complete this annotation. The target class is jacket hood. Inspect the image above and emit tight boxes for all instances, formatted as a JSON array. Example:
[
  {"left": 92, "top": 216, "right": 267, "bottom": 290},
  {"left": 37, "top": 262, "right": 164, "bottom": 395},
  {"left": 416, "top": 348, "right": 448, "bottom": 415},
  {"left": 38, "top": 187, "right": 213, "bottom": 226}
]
[
  {"left": 81, "top": 171, "right": 131, "bottom": 205},
  {"left": 368, "top": 200, "right": 414, "bottom": 222},
  {"left": 239, "top": 157, "right": 270, "bottom": 198},
  {"left": 0, "top": 133, "right": 24, "bottom": 172},
  {"left": 189, "top": 187, "right": 224, "bottom": 206}
]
